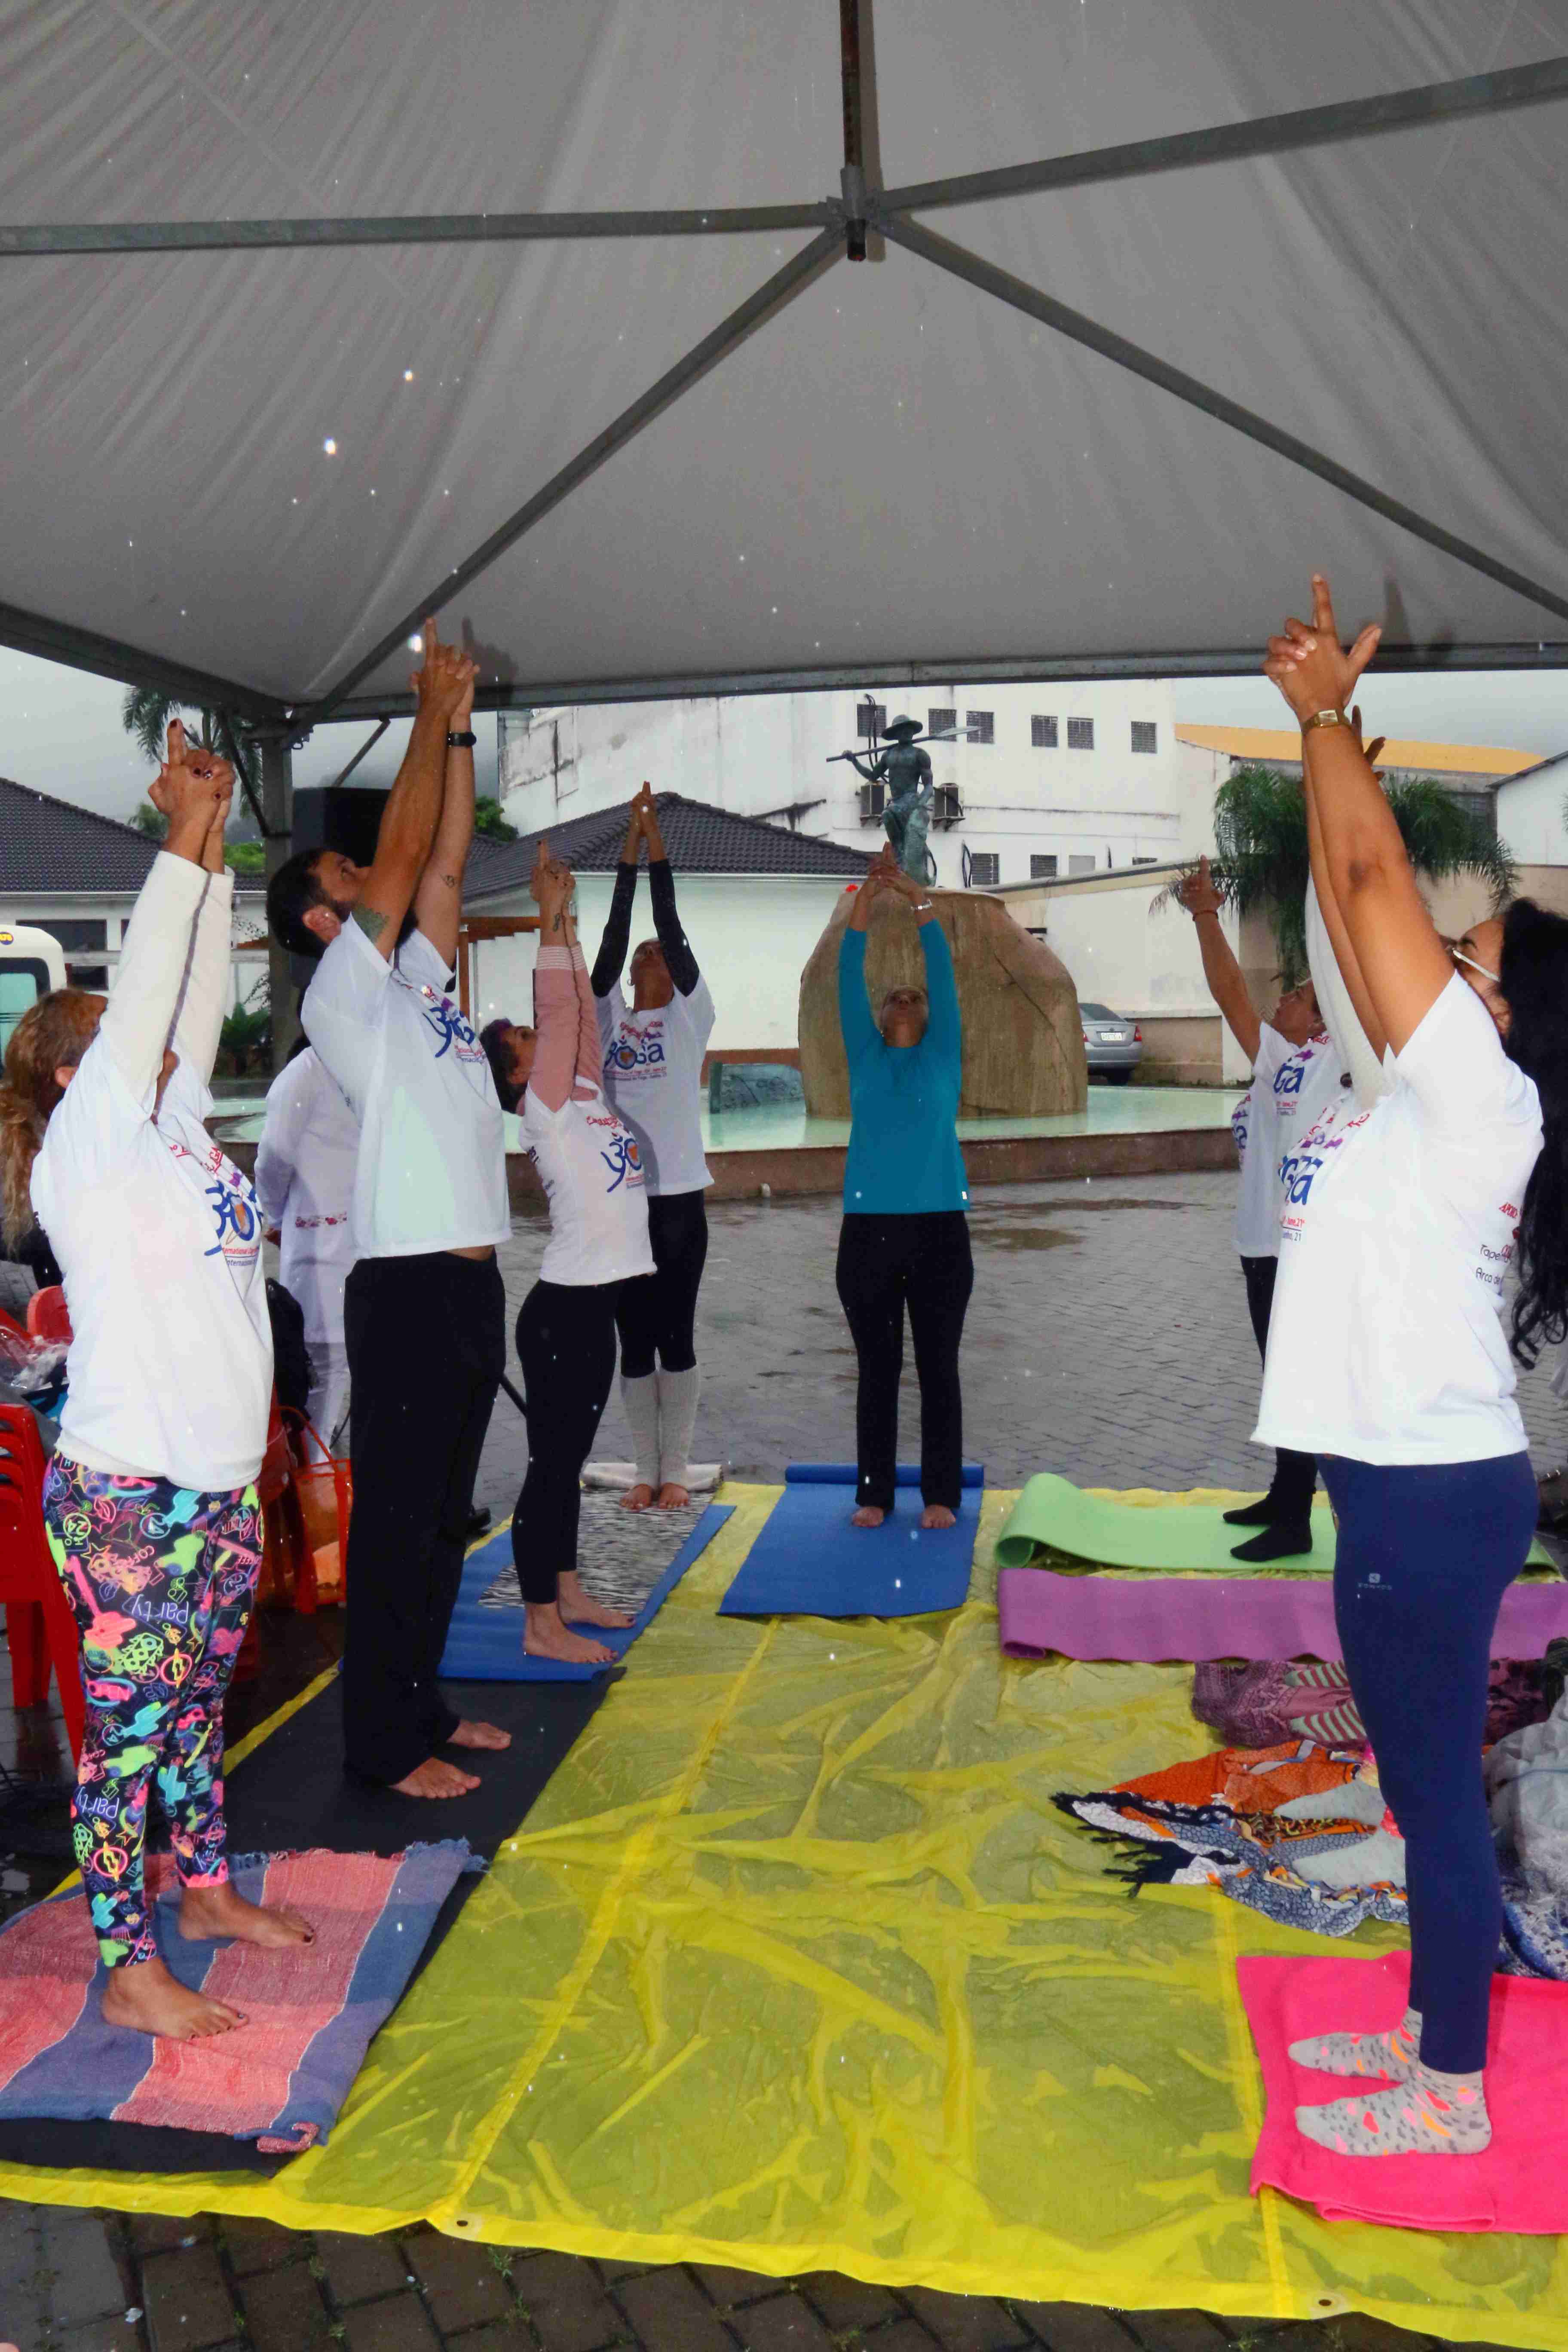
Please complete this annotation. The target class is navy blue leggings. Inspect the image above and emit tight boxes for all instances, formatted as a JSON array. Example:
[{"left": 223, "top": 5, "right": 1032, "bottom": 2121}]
[{"left": 1323, "top": 1452, "right": 1537, "bottom": 2073}]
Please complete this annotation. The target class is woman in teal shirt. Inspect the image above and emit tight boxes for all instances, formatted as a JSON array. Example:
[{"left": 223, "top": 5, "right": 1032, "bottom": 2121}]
[{"left": 836, "top": 848, "right": 973, "bottom": 1528}]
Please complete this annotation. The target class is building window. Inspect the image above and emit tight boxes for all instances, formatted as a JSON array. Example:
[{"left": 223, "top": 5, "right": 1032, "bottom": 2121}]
[
  {"left": 1067, "top": 717, "right": 1095, "bottom": 750},
  {"left": 967, "top": 710, "right": 994, "bottom": 745},
  {"left": 1068, "top": 854, "right": 1096, "bottom": 875},
  {"left": 968, "top": 852, "right": 1000, "bottom": 887},
  {"left": 857, "top": 701, "right": 887, "bottom": 741},
  {"left": 1030, "top": 854, "right": 1058, "bottom": 879},
  {"left": 1031, "top": 715, "right": 1059, "bottom": 748},
  {"left": 1130, "top": 721, "right": 1158, "bottom": 754},
  {"left": 928, "top": 706, "right": 957, "bottom": 742}
]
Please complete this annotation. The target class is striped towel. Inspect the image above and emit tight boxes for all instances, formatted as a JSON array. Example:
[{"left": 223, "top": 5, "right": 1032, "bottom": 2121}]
[{"left": 0, "top": 1844, "right": 472, "bottom": 2152}]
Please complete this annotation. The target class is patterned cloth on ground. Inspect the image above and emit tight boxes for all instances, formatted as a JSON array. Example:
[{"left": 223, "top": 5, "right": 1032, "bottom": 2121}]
[
  {"left": 1191, "top": 1657, "right": 1551, "bottom": 1755},
  {"left": 1058, "top": 1739, "right": 1412, "bottom": 1938},
  {"left": 483, "top": 1491, "right": 705, "bottom": 1616},
  {"left": 0, "top": 1844, "right": 472, "bottom": 2150}
]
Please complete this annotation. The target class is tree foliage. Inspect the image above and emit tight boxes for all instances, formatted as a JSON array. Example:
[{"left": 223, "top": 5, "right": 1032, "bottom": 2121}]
[
  {"left": 1161, "top": 765, "right": 1516, "bottom": 982},
  {"left": 474, "top": 796, "right": 518, "bottom": 840},
  {"left": 121, "top": 686, "right": 258, "bottom": 794}
]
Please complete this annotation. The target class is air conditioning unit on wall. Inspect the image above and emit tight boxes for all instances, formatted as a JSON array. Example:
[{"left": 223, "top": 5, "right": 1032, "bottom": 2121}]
[{"left": 858, "top": 781, "right": 886, "bottom": 823}]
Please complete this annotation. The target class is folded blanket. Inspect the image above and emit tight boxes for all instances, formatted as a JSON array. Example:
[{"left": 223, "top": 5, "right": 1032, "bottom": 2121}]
[{"left": 0, "top": 1844, "right": 472, "bottom": 2151}]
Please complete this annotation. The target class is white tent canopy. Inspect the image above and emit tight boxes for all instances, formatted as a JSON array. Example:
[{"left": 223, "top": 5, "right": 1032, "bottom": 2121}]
[{"left": 3, "top": 0, "right": 1567, "bottom": 733}]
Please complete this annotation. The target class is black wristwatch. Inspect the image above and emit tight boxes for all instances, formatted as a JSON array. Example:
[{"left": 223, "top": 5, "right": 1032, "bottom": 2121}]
[{"left": 446, "top": 729, "right": 477, "bottom": 748}]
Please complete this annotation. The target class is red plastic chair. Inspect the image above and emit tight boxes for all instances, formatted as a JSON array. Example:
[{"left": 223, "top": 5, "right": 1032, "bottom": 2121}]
[
  {"left": 0, "top": 1403, "right": 85, "bottom": 1759},
  {"left": 25, "top": 1285, "right": 71, "bottom": 1344}
]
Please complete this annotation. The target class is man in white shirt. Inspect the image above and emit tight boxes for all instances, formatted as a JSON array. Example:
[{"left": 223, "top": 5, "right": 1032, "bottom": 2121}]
[
  {"left": 255, "top": 1039, "right": 359, "bottom": 1447},
  {"left": 1179, "top": 858, "right": 1347, "bottom": 1560},
  {"left": 265, "top": 623, "right": 511, "bottom": 1800}
]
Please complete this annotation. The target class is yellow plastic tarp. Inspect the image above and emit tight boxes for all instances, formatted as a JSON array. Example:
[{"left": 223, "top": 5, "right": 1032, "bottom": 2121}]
[{"left": 5, "top": 1483, "right": 1568, "bottom": 2349}]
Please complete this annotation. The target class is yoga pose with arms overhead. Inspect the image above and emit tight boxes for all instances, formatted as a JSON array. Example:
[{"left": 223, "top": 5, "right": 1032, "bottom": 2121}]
[
  {"left": 591, "top": 783, "right": 715, "bottom": 1511},
  {"left": 1258, "top": 574, "right": 1568, "bottom": 2158},
  {"left": 501, "top": 844, "right": 655, "bottom": 1663},
  {"left": 836, "top": 846, "right": 972, "bottom": 1531},
  {"left": 1177, "top": 857, "right": 1344, "bottom": 1562},
  {"left": 0, "top": 726, "right": 312, "bottom": 2039},
  {"left": 271, "top": 622, "right": 511, "bottom": 1800}
]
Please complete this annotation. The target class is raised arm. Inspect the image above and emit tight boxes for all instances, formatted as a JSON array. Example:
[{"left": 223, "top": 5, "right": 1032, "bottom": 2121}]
[
  {"left": 1175, "top": 858, "right": 1261, "bottom": 1064},
  {"left": 527, "top": 848, "right": 599, "bottom": 1111},
  {"left": 354, "top": 621, "right": 477, "bottom": 963},
  {"left": 590, "top": 798, "right": 643, "bottom": 997},
  {"left": 170, "top": 750, "right": 239, "bottom": 1083},
  {"left": 1265, "top": 577, "right": 1449, "bottom": 1055},
  {"left": 879, "top": 864, "right": 957, "bottom": 1057},
  {"left": 640, "top": 790, "right": 701, "bottom": 997},
  {"left": 838, "top": 865, "right": 887, "bottom": 1066},
  {"left": 411, "top": 657, "right": 477, "bottom": 968},
  {"left": 98, "top": 724, "right": 228, "bottom": 1101}
]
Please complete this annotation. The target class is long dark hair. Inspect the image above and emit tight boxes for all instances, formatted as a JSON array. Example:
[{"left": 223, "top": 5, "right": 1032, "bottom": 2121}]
[{"left": 1501, "top": 899, "right": 1568, "bottom": 1366}]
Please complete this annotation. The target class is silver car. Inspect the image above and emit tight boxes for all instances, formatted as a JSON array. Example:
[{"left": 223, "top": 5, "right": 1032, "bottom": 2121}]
[{"left": 1080, "top": 1001, "right": 1143, "bottom": 1084}]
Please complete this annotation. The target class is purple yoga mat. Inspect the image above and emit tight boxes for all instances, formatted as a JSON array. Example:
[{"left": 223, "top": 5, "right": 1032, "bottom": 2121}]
[{"left": 996, "top": 1571, "right": 1568, "bottom": 1664}]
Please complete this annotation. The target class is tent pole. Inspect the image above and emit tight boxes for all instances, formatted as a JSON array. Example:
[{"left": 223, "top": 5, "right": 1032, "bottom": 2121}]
[
  {"left": 873, "top": 209, "right": 1568, "bottom": 629},
  {"left": 258, "top": 731, "right": 299, "bottom": 1071},
  {"left": 0, "top": 202, "right": 839, "bottom": 259},
  {"left": 839, "top": 0, "right": 867, "bottom": 260},
  {"left": 306, "top": 226, "right": 844, "bottom": 719},
  {"left": 877, "top": 55, "right": 1568, "bottom": 215}
]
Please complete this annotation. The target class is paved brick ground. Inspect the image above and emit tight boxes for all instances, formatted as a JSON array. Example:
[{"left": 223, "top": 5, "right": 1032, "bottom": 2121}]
[{"left": 4, "top": 1171, "right": 1564, "bottom": 2352}]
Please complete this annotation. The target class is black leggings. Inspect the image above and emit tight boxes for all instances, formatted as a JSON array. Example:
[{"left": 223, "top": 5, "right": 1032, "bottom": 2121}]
[
  {"left": 1241, "top": 1254, "right": 1317, "bottom": 1519},
  {"left": 616, "top": 1191, "right": 708, "bottom": 1377},
  {"left": 836, "top": 1212, "right": 973, "bottom": 1511},
  {"left": 343, "top": 1253, "right": 504, "bottom": 1784},
  {"left": 512, "top": 1279, "right": 620, "bottom": 1604},
  {"left": 1326, "top": 1452, "right": 1536, "bottom": 2072}
]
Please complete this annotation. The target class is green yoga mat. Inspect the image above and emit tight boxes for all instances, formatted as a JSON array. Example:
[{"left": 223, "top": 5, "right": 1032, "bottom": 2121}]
[{"left": 992, "top": 1475, "right": 1556, "bottom": 1578}]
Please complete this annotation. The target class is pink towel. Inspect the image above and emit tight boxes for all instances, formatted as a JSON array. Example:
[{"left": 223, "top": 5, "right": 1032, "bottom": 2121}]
[
  {"left": 1240, "top": 1950, "right": 1568, "bottom": 2231},
  {"left": 998, "top": 1571, "right": 1568, "bottom": 1665}
]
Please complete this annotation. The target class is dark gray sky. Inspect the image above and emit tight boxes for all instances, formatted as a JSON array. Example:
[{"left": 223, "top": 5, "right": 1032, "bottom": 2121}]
[{"left": 1, "top": 644, "right": 1564, "bottom": 823}]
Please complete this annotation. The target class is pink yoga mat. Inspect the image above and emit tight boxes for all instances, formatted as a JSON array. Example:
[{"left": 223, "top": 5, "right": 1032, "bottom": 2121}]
[
  {"left": 996, "top": 1571, "right": 1568, "bottom": 1664},
  {"left": 1240, "top": 1950, "right": 1568, "bottom": 2232}
]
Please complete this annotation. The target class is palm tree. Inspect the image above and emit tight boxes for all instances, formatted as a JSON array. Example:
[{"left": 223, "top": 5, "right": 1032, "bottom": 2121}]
[
  {"left": 1161, "top": 765, "right": 1516, "bottom": 982},
  {"left": 121, "top": 686, "right": 258, "bottom": 799}
]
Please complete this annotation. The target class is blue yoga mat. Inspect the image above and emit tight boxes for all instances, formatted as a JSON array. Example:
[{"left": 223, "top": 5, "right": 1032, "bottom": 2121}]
[
  {"left": 438, "top": 1503, "right": 733, "bottom": 1682},
  {"left": 717, "top": 1466, "right": 983, "bottom": 1620}
]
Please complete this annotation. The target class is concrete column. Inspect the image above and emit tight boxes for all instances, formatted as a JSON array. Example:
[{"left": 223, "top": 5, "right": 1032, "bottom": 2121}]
[{"left": 259, "top": 730, "right": 298, "bottom": 1071}]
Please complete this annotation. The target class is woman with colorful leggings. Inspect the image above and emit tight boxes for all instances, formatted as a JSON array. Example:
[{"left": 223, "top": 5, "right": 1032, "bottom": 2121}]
[{"left": 0, "top": 725, "right": 312, "bottom": 2041}]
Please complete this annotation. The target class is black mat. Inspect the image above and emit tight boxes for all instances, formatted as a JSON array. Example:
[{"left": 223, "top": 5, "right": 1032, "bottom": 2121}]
[{"left": 0, "top": 1670, "right": 608, "bottom": 2180}]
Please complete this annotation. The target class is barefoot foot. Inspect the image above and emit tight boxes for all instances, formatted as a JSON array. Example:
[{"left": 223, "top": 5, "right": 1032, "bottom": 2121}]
[
  {"left": 448, "top": 1718, "right": 513, "bottom": 1752},
  {"left": 619, "top": 1484, "right": 656, "bottom": 1512},
  {"left": 850, "top": 1506, "right": 886, "bottom": 1529},
  {"left": 558, "top": 1574, "right": 635, "bottom": 1631},
  {"left": 102, "top": 1954, "right": 244, "bottom": 2040},
  {"left": 389, "top": 1756, "right": 481, "bottom": 1799},
  {"left": 524, "top": 1601, "right": 617, "bottom": 1666},
  {"left": 655, "top": 1482, "right": 691, "bottom": 1510},
  {"left": 919, "top": 1504, "right": 957, "bottom": 1530},
  {"left": 179, "top": 1880, "right": 314, "bottom": 1948}
]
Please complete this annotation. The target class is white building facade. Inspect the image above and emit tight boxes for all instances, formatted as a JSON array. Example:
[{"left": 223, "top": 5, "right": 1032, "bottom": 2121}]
[{"left": 499, "top": 681, "right": 1210, "bottom": 892}]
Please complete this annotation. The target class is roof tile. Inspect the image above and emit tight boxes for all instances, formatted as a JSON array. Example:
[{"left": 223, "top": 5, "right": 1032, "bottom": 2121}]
[
  {"left": 0, "top": 775, "right": 264, "bottom": 896},
  {"left": 466, "top": 792, "right": 873, "bottom": 899}
]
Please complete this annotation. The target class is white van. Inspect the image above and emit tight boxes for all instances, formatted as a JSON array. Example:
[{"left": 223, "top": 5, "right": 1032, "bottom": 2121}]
[{"left": 0, "top": 921, "right": 68, "bottom": 1058}]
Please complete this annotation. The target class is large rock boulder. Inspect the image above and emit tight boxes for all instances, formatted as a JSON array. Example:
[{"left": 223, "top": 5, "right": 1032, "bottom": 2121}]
[{"left": 799, "top": 888, "right": 1087, "bottom": 1119}]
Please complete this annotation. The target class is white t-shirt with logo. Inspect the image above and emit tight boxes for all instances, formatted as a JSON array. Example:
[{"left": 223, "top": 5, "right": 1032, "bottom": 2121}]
[
  {"left": 254, "top": 1047, "right": 360, "bottom": 1354},
  {"left": 1232, "top": 1026, "right": 1347, "bottom": 1257},
  {"left": 522, "top": 1081, "right": 655, "bottom": 1287},
  {"left": 1256, "top": 975, "right": 1542, "bottom": 1467},
  {"left": 595, "top": 978, "right": 715, "bottom": 1197},
  {"left": 32, "top": 854, "right": 273, "bottom": 1493},
  {"left": 302, "top": 919, "right": 509, "bottom": 1259}
]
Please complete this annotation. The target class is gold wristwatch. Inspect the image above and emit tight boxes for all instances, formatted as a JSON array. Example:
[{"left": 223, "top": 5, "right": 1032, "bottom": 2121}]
[{"left": 1301, "top": 709, "right": 1346, "bottom": 735}]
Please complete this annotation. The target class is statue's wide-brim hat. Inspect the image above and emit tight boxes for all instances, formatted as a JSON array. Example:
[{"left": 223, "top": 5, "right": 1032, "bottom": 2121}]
[{"left": 883, "top": 717, "right": 922, "bottom": 737}]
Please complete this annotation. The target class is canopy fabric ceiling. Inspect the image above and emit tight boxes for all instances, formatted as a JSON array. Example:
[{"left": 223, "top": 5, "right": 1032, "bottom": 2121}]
[{"left": 3, "top": 0, "right": 1566, "bottom": 724}]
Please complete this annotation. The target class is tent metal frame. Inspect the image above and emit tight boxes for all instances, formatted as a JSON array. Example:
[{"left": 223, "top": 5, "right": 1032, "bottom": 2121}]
[{"left": 3, "top": 26, "right": 1565, "bottom": 719}]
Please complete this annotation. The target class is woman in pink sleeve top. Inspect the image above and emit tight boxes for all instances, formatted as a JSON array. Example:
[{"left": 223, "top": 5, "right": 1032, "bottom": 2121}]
[{"left": 484, "top": 847, "right": 655, "bottom": 1663}]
